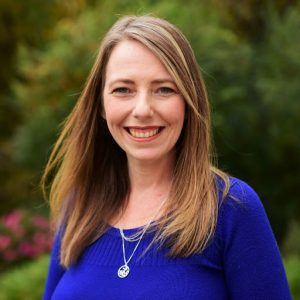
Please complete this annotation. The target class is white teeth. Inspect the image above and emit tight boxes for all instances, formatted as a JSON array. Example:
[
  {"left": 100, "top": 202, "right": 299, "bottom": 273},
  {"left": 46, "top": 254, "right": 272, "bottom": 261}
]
[{"left": 128, "top": 128, "right": 160, "bottom": 138}]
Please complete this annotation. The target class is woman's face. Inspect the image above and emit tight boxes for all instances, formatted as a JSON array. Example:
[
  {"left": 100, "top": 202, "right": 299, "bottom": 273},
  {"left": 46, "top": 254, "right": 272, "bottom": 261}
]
[{"left": 102, "top": 39, "right": 185, "bottom": 164}]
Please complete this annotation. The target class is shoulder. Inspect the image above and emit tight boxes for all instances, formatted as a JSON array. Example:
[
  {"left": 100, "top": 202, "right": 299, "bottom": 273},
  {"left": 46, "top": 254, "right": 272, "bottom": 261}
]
[
  {"left": 214, "top": 176, "right": 275, "bottom": 258},
  {"left": 212, "top": 177, "right": 291, "bottom": 299},
  {"left": 42, "top": 229, "right": 66, "bottom": 300},
  {"left": 212, "top": 176, "right": 286, "bottom": 281},
  {"left": 214, "top": 176, "right": 272, "bottom": 241},
  {"left": 216, "top": 176, "right": 264, "bottom": 214}
]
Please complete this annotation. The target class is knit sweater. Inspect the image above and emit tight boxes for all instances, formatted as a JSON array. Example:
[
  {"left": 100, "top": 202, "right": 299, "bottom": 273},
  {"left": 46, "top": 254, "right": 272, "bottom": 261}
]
[{"left": 43, "top": 178, "right": 291, "bottom": 299}]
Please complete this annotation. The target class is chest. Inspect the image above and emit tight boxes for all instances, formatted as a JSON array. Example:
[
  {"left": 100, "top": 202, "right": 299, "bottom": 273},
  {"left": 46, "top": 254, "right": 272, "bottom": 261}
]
[{"left": 52, "top": 232, "right": 229, "bottom": 300}]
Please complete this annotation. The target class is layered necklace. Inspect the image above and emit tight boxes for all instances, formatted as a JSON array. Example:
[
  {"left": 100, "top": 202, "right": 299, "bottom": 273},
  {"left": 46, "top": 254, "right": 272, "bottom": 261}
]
[{"left": 117, "top": 199, "right": 167, "bottom": 278}]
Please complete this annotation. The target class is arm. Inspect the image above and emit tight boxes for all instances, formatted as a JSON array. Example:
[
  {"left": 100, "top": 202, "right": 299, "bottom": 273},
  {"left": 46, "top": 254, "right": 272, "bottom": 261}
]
[
  {"left": 219, "top": 178, "right": 291, "bottom": 299},
  {"left": 42, "top": 230, "right": 66, "bottom": 300}
]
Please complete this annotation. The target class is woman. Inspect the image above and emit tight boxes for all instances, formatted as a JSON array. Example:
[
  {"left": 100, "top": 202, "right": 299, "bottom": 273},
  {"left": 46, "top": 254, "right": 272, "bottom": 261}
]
[{"left": 42, "top": 16, "right": 291, "bottom": 299}]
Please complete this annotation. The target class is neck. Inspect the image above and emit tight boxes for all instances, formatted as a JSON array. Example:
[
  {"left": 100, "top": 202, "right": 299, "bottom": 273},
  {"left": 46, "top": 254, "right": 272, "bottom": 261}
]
[
  {"left": 112, "top": 153, "right": 175, "bottom": 229},
  {"left": 127, "top": 153, "right": 174, "bottom": 199}
]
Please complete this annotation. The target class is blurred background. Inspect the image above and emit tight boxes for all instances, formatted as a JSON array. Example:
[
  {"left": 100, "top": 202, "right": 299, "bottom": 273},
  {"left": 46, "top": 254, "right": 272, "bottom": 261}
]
[{"left": 0, "top": 0, "right": 299, "bottom": 298}]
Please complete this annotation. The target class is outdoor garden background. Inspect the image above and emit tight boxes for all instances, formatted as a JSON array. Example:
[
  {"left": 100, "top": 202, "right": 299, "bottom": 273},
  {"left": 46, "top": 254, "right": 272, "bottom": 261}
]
[{"left": 0, "top": 0, "right": 299, "bottom": 298}]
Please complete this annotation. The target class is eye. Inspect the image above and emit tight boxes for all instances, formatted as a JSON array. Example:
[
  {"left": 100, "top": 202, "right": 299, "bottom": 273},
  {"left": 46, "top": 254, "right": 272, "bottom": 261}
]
[
  {"left": 157, "top": 87, "right": 176, "bottom": 95},
  {"left": 111, "top": 87, "right": 130, "bottom": 94}
]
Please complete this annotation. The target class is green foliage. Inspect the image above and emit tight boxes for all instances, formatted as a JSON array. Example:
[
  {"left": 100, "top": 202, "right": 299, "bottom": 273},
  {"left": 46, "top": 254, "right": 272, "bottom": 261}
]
[
  {"left": 284, "top": 256, "right": 300, "bottom": 300},
  {"left": 0, "top": 255, "right": 49, "bottom": 300},
  {"left": 0, "top": 0, "right": 64, "bottom": 132},
  {"left": 0, "top": 0, "right": 96, "bottom": 214},
  {"left": 283, "top": 220, "right": 300, "bottom": 257},
  {"left": 210, "top": 5, "right": 300, "bottom": 240}
]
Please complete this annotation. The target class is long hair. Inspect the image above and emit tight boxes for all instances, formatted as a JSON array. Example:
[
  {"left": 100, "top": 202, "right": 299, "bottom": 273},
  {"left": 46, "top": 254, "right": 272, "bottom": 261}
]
[{"left": 41, "top": 15, "right": 229, "bottom": 268}]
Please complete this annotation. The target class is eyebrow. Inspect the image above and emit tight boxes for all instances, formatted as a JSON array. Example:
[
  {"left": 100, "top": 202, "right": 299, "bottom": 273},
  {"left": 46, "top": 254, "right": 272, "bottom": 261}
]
[{"left": 107, "top": 78, "right": 176, "bottom": 87}]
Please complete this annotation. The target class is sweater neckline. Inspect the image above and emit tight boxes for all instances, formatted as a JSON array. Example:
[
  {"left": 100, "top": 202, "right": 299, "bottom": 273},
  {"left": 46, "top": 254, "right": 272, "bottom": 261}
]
[
  {"left": 106, "top": 223, "right": 157, "bottom": 237},
  {"left": 107, "top": 225, "right": 144, "bottom": 236}
]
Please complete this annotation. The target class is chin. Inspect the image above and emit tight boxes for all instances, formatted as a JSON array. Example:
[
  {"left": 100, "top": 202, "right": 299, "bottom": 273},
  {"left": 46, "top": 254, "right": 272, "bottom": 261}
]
[{"left": 126, "top": 150, "right": 174, "bottom": 164}]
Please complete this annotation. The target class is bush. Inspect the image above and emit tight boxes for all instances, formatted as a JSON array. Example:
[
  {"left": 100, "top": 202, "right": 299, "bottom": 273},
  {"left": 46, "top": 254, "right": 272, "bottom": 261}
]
[
  {"left": 0, "top": 255, "right": 49, "bottom": 300},
  {"left": 0, "top": 209, "right": 52, "bottom": 272},
  {"left": 283, "top": 220, "right": 300, "bottom": 257},
  {"left": 284, "top": 256, "right": 300, "bottom": 300}
]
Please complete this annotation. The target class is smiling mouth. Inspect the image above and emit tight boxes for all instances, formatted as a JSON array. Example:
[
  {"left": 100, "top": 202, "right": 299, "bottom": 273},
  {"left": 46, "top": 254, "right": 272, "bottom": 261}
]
[{"left": 125, "top": 127, "right": 163, "bottom": 138}]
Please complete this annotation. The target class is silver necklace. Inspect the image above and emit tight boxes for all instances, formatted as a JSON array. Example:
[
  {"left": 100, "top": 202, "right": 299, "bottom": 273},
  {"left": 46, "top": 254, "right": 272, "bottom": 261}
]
[
  {"left": 120, "top": 220, "right": 152, "bottom": 243},
  {"left": 117, "top": 225, "right": 149, "bottom": 278},
  {"left": 117, "top": 199, "right": 167, "bottom": 278}
]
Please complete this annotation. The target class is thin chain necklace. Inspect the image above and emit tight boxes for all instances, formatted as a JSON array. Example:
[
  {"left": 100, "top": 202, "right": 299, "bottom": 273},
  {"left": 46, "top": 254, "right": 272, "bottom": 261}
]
[{"left": 117, "top": 198, "right": 167, "bottom": 278}]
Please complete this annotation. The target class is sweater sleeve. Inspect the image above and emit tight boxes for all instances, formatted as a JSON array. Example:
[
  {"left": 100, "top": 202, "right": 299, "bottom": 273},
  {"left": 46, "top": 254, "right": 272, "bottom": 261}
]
[
  {"left": 218, "top": 178, "right": 291, "bottom": 300},
  {"left": 42, "top": 230, "right": 66, "bottom": 300}
]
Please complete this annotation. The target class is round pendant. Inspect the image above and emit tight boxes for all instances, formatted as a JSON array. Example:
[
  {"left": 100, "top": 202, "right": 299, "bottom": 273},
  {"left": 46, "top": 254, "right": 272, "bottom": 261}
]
[{"left": 118, "top": 264, "right": 130, "bottom": 278}]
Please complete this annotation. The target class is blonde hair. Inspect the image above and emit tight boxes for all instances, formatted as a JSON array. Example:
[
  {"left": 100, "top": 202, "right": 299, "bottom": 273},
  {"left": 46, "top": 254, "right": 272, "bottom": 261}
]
[{"left": 41, "top": 15, "right": 229, "bottom": 268}]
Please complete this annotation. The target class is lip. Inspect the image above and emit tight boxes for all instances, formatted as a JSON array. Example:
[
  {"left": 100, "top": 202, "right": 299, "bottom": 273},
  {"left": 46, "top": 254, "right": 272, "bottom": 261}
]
[{"left": 124, "top": 126, "right": 164, "bottom": 142}]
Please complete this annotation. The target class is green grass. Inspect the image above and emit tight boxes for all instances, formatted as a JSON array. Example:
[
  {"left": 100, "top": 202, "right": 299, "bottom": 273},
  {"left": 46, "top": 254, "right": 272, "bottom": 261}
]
[
  {"left": 284, "top": 256, "right": 300, "bottom": 300},
  {"left": 0, "top": 255, "right": 49, "bottom": 300}
]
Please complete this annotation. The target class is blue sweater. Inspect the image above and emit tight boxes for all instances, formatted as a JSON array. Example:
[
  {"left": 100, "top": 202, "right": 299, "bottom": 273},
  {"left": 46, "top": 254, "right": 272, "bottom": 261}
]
[{"left": 43, "top": 178, "right": 291, "bottom": 299}]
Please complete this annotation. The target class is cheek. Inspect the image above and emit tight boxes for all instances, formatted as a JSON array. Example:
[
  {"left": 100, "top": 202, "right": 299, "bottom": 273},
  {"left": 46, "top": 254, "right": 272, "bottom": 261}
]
[
  {"left": 103, "top": 98, "right": 125, "bottom": 124},
  {"left": 167, "top": 100, "right": 185, "bottom": 126}
]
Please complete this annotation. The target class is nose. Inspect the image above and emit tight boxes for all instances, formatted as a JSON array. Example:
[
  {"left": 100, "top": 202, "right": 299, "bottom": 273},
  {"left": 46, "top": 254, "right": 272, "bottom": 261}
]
[{"left": 132, "top": 92, "right": 154, "bottom": 118}]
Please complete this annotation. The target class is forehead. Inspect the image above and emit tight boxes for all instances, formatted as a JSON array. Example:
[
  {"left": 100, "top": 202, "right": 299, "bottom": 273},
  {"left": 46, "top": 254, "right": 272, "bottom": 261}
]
[{"left": 105, "top": 39, "right": 172, "bottom": 81}]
